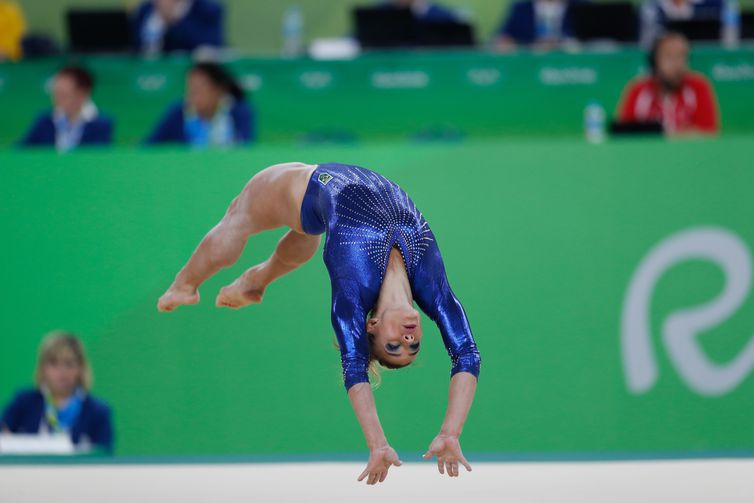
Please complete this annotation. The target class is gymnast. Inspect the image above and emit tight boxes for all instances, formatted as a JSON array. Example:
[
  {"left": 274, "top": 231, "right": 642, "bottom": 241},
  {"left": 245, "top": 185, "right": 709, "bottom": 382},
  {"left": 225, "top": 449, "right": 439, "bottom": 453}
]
[{"left": 157, "top": 162, "right": 481, "bottom": 484}]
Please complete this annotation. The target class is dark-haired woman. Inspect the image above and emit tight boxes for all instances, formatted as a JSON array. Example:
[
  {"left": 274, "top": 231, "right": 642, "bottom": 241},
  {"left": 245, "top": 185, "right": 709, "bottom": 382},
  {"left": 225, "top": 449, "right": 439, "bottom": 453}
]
[
  {"left": 144, "top": 62, "right": 254, "bottom": 146},
  {"left": 18, "top": 66, "right": 114, "bottom": 151}
]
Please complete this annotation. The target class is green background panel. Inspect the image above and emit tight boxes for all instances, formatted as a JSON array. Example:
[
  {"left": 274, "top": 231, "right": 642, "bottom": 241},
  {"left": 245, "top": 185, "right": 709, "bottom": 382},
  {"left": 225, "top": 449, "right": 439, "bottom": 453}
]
[
  {"left": 1, "top": 136, "right": 754, "bottom": 456},
  {"left": 1, "top": 48, "right": 753, "bottom": 146}
]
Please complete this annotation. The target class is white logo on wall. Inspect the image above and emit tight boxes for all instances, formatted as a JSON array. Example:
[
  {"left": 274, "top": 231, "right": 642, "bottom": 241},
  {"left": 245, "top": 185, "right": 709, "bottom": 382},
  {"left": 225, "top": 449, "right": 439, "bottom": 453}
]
[
  {"left": 300, "top": 71, "right": 333, "bottom": 89},
  {"left": 622, "top": 227, "right": 754, "bottom": 396},
  {"left": 136, "top": 74, "right": 167, "bottom": 92},
  {"left": 371, "top": 71, "right": 429, "bottom": 89}
]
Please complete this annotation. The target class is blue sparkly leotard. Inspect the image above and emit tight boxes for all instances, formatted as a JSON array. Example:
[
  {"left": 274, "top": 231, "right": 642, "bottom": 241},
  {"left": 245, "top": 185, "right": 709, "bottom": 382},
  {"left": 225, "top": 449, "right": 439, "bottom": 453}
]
[{"left": 300, "top": 163, "right": 481, "bottom": 390}]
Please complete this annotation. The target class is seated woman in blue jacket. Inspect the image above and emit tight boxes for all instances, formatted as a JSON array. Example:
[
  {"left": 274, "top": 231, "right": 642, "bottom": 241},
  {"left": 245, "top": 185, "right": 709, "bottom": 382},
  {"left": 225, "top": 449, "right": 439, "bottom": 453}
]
[
  {"left": 1, "top": 331, "right": 114, "bottom": 453},
  {"left": 493, "top": 0, "right": 583, "bottom": 50},
  {"left": 144, "top": 62, "right": 254, "bottom": 147},
  {"left": 131, "top": 0, "right": 224, "bottom": 55},
  {"left": 18, "top": 66, "right": 114, "bottom": 151}
]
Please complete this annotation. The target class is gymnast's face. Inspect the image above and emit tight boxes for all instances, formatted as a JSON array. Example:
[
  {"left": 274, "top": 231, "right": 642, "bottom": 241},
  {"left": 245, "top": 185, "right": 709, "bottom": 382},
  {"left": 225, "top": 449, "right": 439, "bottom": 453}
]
[{"left": 367, "top": 307, "right": 423, "bottom": 367}]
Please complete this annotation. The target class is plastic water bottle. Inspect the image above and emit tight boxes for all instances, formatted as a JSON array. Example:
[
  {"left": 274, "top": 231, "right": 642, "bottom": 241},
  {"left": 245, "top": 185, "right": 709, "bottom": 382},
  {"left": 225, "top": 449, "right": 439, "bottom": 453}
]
[
  {"left": 584, "top": 101, "right": 606, "bottom": 144},
  {"left": 142, "top": 23, "right": 163, "bottom": 57},
  {"left": 282, "top": 6, "right": 304, "bottom": 57},
  {"left": 721, "top": 0, "right": 741, "bottom": 49},
  {"left": 639, "top": 1, "right": 659, "bottom": 48}
]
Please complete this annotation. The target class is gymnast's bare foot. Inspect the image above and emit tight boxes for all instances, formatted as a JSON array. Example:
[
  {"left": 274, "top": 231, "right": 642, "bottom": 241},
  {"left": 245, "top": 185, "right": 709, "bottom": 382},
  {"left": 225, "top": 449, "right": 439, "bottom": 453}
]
[
  {"left": 215, "top": 264, "right": 267, "bottom": 309},
  {"left": 157, "top": 284, "right": 200, "bottom": 312}
]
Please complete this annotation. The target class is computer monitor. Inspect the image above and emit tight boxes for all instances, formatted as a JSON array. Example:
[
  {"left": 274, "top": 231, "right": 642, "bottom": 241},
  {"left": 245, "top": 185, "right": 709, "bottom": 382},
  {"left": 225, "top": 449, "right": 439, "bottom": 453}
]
[
  {"left": 353, "top": 7, "right": 417, "bottom": 49},
  {"left": 664, "top": 19, "right": 721, "bottom": 41},
  {"left": 353, "top": 6, "right": 475, "bottom": 49},
  {"left": 570, "top": 3, "right": 639, "bottom": 43},
  {"left": 66, "top": 9, "right": 131, "bottom": 53},
  {"left": 416, "top": 21, "right": 475, "bottom": 47},
  {"left": 609, "top": 120, "right": 664, "bottom": 137},
  {"left": 740, "top": 11, "right": 754, "bottom": 40}
]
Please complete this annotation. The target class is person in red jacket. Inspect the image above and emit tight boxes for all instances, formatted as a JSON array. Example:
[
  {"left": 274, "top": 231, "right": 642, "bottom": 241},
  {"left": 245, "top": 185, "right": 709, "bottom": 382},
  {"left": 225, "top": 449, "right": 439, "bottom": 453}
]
[{"left": 617, "top": 31, "right": 720, "bottom": 135}]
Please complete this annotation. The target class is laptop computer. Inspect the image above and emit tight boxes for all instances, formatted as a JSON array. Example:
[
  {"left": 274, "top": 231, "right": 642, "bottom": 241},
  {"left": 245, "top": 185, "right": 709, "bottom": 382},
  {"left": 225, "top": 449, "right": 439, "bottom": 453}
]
[
  {"left": 570, "top": 3, "right": 639, "bottom": 43},
  {"left": 67, "top": 9, "right": 131, "bottom": 53},
  {"left": 609, "top": 120, "right": 664, "bottom": 136}
]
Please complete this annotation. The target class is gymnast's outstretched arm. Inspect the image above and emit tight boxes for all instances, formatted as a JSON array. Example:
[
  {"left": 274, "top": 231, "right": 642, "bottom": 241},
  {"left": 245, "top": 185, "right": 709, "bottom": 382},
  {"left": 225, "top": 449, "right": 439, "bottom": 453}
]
[
  {"left": 349, "top": 383, "right": 402, "bottom": 485},
  {"left": 329, "top": 279, "right": 402, "bottom": 484},
  {"left": 422, "top": 372, "right": 476, "bottom": 476},
  {"left": 413, "top": 237, "right": 481, "bottom": 478}
]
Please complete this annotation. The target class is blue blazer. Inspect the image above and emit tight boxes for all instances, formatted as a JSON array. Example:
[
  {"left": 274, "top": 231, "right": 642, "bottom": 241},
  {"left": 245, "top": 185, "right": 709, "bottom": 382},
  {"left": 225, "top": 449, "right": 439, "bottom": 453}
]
[
  {"left": 1, "top": 389, "right": 114, "bottom": 452},
  {"left": 655, "top": 0, "right": 722, "bottom": 24},
  {"left": 498, "top": 0, "right": 581, "bottom": 44},
  {"left": 131, "top": 0, "right": 224, "bottom": 53},
  {"left": 18, "top": 112, "right": 114, "bottom": 148},
  {"left": 144, "top": 99, "right": 254, "bottom": 145}
]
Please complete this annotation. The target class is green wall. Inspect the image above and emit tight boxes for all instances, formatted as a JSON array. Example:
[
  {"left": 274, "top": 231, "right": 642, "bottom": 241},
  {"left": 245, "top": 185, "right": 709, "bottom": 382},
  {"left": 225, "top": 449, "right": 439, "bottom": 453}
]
[{"left": 2, "top": 136, "right": 754, "bottom": 457}]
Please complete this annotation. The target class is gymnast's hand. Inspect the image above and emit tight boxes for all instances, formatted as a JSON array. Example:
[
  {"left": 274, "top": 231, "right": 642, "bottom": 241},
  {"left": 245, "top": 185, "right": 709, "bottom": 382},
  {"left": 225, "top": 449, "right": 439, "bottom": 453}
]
[
  {"left": 357, "top": 445, "right": 402, "bottom": 485},
  {"left": 423, "top": 433, "right": 472, "bottom": 478}
]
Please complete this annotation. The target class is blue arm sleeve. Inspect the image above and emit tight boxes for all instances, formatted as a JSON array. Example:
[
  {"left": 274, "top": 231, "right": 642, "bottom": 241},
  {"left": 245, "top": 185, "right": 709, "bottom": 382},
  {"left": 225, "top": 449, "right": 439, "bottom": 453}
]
[
  {"left": 18, "top": 113, "right": 53, "bottom": 147},
  {"left": 91, "top": 405, "right": 114, "bottom": 453},
  {"left": 169, "top": 0, "right": 224, "bottom": 49},
  {"left": 412, "top": 234, "right": 481, "bottom": 378},
  {"left": 233, "top": 102, "right": 254, "bottom": 143},
  {"left": 498, "top": 2, "right": 535, "bottom": 43},
  {"left": 331, "top": 279, "right": 371, "bottom": 390},
  {"left": 1, "top": 392, "right": 25, "bottom": 431},
  {"left": 86, "top": 117, "right": 114, "bottom": 145},
  {"left": 144, "top": 103, "right": 184, "bottom": 145}
]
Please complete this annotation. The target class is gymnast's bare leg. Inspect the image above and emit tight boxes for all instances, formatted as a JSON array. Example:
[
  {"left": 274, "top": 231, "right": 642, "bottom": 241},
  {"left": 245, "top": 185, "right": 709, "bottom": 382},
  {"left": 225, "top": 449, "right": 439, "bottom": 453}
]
[{"left": 157, "top": 162, "right": 319, "bottom": 312}]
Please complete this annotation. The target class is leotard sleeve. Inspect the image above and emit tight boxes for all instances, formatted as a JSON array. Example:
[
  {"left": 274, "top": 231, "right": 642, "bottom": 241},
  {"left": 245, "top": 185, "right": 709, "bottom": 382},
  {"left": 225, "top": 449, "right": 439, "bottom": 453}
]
[
  {"left": 330, "top": 277, "right": 374, "bottom": 390},
  {"left": 412, "top": 230, "right": 481, "bottom": 379}
]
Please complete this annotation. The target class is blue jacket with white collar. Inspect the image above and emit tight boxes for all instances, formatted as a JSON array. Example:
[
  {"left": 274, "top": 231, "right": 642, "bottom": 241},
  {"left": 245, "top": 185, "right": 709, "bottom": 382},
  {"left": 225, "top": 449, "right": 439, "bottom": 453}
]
[
  {"left": 18, "top": 111, "right": 114, "bottom": 148},
  {"left": 1, "top": 388, "right": 114, "bottom": 453}
]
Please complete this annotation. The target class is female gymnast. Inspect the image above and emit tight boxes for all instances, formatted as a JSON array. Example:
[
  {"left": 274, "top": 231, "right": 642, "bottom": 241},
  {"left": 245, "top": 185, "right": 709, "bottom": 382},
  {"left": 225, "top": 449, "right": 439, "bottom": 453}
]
[{"left": 157, "top": 162, "right": 481, "bottom": 484}]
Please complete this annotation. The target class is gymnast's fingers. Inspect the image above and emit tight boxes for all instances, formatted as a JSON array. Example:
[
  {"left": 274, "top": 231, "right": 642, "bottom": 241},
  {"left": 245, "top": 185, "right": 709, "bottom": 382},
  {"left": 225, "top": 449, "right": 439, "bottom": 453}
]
[
  {"left": 379, "top": 470, "right": 388, "bottom": 483},
  {"left": 445, "top": 461, "right": 453, "bottom": 477},
  {"left": 437, "top": 459, "right": 445, "bottom": 474},
  {"left": 460, "top": 455, "right": 472, "bottom": 472},
  {"left": 367, "top": 472, "right": 378, "bottom": 485},
  {"left": 358, "top": 467, "right": 369, "bottom": 482},
  {"left": 452, "top": 461, "right": 459, "bottom": 477},
  {"left": 393, "top": 458, "right": 403, "bottom": 467}
]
